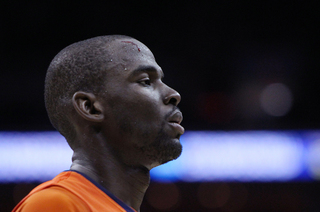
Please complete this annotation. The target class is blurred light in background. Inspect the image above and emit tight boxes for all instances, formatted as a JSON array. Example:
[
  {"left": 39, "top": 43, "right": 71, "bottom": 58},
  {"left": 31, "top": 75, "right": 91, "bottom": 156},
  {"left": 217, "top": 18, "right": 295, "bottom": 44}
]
[
  {"left": 197, "top": 183, "right": 248, "bottom": 211},
  {"left": 1, "top": 131, "right": 320, "bottom": 183},
  {"left": 260, "top": 83, "right": 293, "bottom": 117},
  {"left": 234, "top": 81, "right": 294, "bottom": 123},
  {"left": 145, "top": 182, "right": 181, "bottom": 211},
  {"left": 0, "top": 132, "right": 72, "bottom": 183},
  {"left": 198, "top": 92, "right": 233, "bottom": 124},
  {"left": 152, "top": 131, "right": 307, "bottom": 182}
]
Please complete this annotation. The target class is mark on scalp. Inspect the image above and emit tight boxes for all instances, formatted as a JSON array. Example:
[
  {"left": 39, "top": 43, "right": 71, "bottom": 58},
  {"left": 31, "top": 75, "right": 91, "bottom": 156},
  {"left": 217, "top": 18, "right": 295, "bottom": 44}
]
[{"left": 121, "top": 41, "right": 141, "bottom": 52}]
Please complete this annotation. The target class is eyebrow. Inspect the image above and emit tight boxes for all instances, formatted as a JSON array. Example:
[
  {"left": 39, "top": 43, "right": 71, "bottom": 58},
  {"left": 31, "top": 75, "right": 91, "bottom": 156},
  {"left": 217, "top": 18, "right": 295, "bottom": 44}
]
[{"left": 130, "top": 65, "right": 164, "bottom": 79}]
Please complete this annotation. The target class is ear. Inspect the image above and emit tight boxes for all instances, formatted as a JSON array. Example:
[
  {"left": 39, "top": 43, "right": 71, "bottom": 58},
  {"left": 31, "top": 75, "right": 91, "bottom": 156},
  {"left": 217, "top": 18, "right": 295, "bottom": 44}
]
[{"left": 72, "top": 91, "right": 104, "bottom": 122}]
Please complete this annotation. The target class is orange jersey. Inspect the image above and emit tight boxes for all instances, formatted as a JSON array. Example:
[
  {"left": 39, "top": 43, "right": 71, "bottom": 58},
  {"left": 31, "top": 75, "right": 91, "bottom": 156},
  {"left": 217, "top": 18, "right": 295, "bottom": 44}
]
[{"left": 12, "top": 171, "right": 137, "bottom": 212}]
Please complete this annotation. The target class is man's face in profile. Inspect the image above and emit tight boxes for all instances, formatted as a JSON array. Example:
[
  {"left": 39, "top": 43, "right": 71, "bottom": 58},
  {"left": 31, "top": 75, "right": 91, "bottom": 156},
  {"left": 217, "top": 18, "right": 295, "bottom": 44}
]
[{"left": 98, "top": 39, "right": 184, "bottom": 168}]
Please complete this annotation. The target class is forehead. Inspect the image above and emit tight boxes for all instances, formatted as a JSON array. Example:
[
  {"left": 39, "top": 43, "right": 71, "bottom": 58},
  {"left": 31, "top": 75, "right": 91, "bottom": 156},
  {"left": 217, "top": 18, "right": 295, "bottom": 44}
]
[{"left": 107, "top": 39, "right": 161, "bottom": 72}]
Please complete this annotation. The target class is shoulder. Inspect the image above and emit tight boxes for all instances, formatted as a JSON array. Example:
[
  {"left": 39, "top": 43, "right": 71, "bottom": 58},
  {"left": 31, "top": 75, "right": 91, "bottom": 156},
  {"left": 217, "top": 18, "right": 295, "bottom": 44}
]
[{"left": 14, "top": 186, "right": 90, "bottom": 212}]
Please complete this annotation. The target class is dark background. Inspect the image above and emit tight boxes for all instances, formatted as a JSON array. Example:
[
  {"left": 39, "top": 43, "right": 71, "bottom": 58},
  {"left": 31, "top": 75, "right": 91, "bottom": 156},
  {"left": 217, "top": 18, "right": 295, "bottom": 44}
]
[{"left": 1, "top": 1, "right": 320, "bottom": 211}]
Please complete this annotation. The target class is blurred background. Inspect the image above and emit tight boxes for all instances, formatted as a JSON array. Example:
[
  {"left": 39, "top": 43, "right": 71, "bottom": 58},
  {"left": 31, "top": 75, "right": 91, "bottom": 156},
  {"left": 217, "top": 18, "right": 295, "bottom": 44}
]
[{"left": 1, "top": 0, "right": 320, "bottom": 211}]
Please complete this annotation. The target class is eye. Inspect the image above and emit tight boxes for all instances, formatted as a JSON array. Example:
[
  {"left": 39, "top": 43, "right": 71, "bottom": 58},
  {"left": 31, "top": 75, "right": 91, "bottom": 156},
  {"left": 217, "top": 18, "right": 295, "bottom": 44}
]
[{"left": 138, "top": 78, "right": 151, "bottom": 86}]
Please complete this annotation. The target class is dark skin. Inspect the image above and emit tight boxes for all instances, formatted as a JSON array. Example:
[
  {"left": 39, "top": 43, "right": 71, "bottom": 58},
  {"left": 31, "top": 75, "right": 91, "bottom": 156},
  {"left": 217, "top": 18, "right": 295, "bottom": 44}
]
[{"left": 69, "top": 38, "right": 184, "bottom": 211}]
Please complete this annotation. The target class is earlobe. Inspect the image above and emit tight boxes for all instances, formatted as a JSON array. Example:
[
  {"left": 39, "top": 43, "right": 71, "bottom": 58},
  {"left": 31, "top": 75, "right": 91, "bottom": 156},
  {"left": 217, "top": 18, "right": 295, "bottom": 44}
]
[{"left": 72, "top": 91, "right": 104, "bottom": 122}]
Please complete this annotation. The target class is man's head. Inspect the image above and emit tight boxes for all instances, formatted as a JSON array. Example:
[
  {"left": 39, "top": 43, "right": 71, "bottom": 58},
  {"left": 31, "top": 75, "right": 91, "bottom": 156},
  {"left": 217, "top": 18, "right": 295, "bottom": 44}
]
[{"left": 45, "top": 35, "right": 184, "bottom": 169}]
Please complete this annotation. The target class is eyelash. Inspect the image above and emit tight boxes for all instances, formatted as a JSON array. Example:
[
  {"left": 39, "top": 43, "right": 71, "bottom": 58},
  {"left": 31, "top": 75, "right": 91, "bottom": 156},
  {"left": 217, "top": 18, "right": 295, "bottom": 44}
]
[{"left": 139, "top": 78, "right": 151, "bottom": 86}]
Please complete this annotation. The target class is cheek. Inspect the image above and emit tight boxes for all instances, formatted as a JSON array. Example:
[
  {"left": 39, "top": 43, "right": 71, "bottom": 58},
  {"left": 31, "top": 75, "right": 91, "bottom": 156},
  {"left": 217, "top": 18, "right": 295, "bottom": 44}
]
[
  {"left": 105, "top": 82, "right": 165, "bottom": 130},
  {"left": 124, "top": 88, "right": 162, "bottom": 118},
  {"left": 129, "top": 100, "right": 163, "bottom": 131},
  {"left": 109, "top": 91, "right": 163, "bottom": 127}
]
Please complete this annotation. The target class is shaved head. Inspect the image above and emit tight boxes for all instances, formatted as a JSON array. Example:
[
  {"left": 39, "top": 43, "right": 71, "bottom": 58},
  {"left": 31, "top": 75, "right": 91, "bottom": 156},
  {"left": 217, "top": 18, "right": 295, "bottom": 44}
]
[{"left": 44, "top": 35, "right": 133, "bottom": 145}]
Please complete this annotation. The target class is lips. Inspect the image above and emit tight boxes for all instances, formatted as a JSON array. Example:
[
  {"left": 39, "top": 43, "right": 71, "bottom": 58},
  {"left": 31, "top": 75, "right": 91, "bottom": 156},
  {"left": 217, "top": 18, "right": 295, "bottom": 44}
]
[{"left": 168, "top": 111, "right": 185, "bottom": 135}]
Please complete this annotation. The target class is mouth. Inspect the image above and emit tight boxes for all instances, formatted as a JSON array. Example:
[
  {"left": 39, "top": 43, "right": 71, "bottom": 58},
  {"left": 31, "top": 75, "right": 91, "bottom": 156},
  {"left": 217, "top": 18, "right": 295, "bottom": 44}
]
[
  {"left": 168, "top": 122, "right": 185, "bottom": 136},
  {"left": 168, "top": 111, "right": 185, "bottom": 135}
]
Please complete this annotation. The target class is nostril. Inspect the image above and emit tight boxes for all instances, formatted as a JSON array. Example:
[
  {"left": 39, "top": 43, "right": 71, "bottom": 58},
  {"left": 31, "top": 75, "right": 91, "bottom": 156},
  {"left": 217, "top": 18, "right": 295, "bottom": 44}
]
[
  {"left": 168, "top": 97, "right": 178, "bottom": 106},
  {"left": 164, "top": 88, "right": 181, "bottom": 105}
]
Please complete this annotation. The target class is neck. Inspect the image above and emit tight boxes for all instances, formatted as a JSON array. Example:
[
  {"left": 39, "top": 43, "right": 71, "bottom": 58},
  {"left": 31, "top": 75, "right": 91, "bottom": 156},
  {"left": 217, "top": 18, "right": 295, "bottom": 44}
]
[{"left": 70, "top": 148, "right": 150, "bottom": 211}]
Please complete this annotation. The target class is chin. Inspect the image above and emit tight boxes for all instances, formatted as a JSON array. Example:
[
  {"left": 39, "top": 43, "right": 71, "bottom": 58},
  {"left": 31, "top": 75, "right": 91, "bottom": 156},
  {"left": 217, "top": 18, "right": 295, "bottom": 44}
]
[
  {"left": 162, "top": 140, "right": 183, "bottom": 162},
  {"left": 137, "top": 127, "right": 183, "bottom": 169},
  {"left": 147, "top": 137, "right": 183, "bottom": 168}
]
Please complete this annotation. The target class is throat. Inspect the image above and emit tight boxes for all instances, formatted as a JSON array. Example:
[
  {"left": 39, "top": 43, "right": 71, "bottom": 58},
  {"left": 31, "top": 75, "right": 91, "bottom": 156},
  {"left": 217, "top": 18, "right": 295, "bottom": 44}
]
[{"left": 70, "top": 152, "right": 150, "bottom": 211}]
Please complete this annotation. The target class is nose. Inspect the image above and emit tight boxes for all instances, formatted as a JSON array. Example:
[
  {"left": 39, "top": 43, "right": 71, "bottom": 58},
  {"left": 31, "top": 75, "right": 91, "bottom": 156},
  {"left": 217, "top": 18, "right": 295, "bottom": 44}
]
[{"left": 163, "top": 85, "right": 181, "bottom": 106}]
